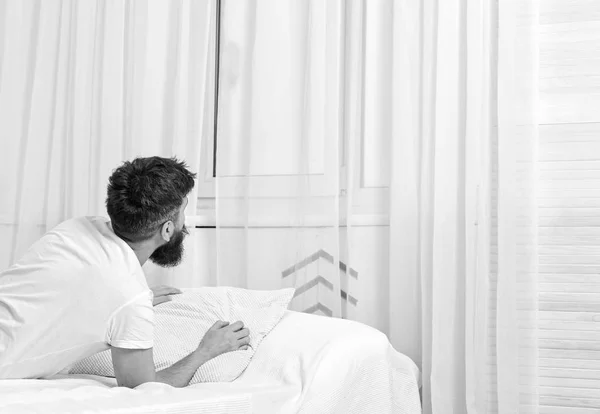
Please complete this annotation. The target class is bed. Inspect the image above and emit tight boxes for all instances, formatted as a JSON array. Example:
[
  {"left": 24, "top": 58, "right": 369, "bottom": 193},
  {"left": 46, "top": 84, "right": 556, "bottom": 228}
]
[{"left": 0, "top": 311, "right": 421, "bottom": 413}]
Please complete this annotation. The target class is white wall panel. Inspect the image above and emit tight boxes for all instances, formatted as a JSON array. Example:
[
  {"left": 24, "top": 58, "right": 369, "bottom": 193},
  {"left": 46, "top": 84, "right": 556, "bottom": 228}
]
[{"left": 538, "top": 1, "right": 600, "bottom": 411}]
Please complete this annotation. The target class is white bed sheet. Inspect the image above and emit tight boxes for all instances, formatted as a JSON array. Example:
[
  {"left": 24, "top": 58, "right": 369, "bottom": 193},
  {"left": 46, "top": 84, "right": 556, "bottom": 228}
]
[
  {"left": 235, "top": 310, "right": 422, "bottom": 414},
  {"left": 0, "top": 375, "right": 254, "bottom": 413},
  {"left": 0, "top": 311, "right": 421, "bottom": 414}
]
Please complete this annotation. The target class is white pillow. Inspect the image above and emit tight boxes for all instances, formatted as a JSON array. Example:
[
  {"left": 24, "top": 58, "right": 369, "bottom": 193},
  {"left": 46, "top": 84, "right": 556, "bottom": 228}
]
[{"left": 70, "top": 287, "right": 294, "bottom": 384}]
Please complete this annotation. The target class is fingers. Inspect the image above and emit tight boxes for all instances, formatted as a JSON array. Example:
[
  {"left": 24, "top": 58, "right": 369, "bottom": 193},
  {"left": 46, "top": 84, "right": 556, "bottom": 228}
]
[
  {"left": 236, "top": 328, "right": 250, "bottom": 339},
  {"left": 238, "top": 336, "right": 251, "bottom": 346},
  {"left": 152, "top": 285, "right": 183, "bottom": 296},
  {"left": 152, "top": 296, "right": 172, "bottom": 306},
  {"left": 151, "top": 285, "right": 182, "bottom": 306},
  {"left": 239, "top": 345, "right": 250, "bottom": 351},
  {"left": 229, "top": 321, "right": 244, "bottom": 332},
  {"left": 212, "top": 320, "right": 230, "bottom": 329}
]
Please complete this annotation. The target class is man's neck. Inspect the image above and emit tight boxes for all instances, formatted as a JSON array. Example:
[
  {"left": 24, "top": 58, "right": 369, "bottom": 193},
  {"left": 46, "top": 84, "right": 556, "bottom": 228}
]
[
  {"left": 109, "top": 222, "right": 157, "bottom": 267},
  {"left": 126, "top": 241, "right": 157, "bottom": 267},
  {"left": 121, "top": 239, "right": 156, "bottom": 266}
]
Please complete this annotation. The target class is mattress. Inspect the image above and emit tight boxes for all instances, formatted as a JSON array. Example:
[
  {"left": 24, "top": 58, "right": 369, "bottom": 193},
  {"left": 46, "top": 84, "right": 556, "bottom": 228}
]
[{"left": 0, "top": 311, "right": 421, "bottom": 414}]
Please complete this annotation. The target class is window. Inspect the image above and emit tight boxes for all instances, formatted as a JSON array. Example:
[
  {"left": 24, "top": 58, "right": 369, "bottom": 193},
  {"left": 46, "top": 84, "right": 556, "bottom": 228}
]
[{"left": 196, "top": 0, "right": 391, "bottom": 227}]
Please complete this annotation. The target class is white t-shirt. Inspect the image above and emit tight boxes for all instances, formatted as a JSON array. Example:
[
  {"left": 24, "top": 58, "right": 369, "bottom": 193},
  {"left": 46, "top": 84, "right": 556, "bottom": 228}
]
[{"left": 0, "top": 216, "right": 154, "bottom": 379}]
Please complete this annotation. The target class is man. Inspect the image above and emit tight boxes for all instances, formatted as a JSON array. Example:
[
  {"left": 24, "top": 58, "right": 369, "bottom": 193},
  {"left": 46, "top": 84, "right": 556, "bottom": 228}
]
[{"left": 0, "top": 156, "right": 249, "bottom": 388}]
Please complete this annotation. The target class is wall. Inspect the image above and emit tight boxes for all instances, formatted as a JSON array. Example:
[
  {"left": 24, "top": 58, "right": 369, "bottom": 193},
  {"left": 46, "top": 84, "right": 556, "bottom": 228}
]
[{"left": 538, "top": 1, "right": 600, "bottom": 412}]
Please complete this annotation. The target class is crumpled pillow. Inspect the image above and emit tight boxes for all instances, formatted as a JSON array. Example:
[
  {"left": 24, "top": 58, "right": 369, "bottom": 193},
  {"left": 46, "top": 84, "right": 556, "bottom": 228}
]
[{"left": 70, "top": 287, "right": 295, "bottom": 384}]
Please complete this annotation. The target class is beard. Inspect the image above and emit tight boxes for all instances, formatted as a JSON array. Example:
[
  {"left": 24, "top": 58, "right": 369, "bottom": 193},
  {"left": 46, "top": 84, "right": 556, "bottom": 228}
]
[{"left": 149, "top": 225, "right": 189, "bottom": 268}]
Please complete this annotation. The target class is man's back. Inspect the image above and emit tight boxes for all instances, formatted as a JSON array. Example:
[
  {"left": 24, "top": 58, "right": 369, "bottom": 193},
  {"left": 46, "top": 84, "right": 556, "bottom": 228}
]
[{"left": 0, "top": 216, "right": 154, "bottom": 379}]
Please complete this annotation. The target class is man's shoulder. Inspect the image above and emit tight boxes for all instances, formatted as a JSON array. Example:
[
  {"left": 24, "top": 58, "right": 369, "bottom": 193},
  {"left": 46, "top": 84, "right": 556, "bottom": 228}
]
[
  {"left": 36, "top": 216, "right": 129, "bottom": 269},
  {"left": 54, "top": 216, "right": 108, "bottom": 230},
  {"left": 42, "top": 216, "right": 107, "bottom": 240}
]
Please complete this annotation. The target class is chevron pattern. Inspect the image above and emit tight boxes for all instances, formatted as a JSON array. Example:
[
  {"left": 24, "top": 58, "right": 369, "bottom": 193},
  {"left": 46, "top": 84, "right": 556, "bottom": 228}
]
[
  {"left": 282, "top": 249, "right": 359, "bottom": 317},
  {"left": 292, "top": 276, "right": 334, "bottom": 297},
  {"left": 282, "top": 249, "right": 358, "bottom": 280},
  {"left": 302, "top": 303, "right": 333, "bottom": 317}
]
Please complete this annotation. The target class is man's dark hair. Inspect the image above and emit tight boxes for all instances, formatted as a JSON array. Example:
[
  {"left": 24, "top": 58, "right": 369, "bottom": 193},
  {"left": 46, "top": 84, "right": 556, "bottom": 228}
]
[{"left": 106, "top": 156, "right": 196, "bottom": 242}]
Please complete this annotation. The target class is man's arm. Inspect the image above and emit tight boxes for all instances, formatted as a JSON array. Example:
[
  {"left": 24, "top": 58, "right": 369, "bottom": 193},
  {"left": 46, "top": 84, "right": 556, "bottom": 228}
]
[
  {"left": 156, "top": 347, "right": 214, "bottom": 387},
  {"left": 111, "top": 346, "right": 214, "bottom": 388},
  {"left": 111, "top": 320, "right": 250, "bottom": 388}
]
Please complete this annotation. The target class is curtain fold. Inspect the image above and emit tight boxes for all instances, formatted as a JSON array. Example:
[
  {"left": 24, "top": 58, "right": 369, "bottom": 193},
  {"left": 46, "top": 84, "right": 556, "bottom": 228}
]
[
  {"left": 390, "top": 0, "right": 539, "bottom": 412},
  {"left": 496, "top": 0, "right": 539, "bottom": 412},
  {"left": 391, "top": 0, "right": 539, "bottom": 412},
  {"left": 0, "top": 0, "right": 216, "bottom": 287}
]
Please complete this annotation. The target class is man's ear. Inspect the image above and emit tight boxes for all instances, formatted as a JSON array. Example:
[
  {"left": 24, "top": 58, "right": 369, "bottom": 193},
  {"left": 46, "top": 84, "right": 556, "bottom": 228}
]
[{"left": 160, "top": 221, "right": 174, "bottom": 242}]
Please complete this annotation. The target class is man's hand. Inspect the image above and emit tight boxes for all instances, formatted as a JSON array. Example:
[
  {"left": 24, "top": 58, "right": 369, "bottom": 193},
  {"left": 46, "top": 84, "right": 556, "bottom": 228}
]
[
  {"left": 151, "top": 285, "right": 182, "bottom": 306},
  {"left": 198, "top": 320, "right": 251, "bottom": 357}
]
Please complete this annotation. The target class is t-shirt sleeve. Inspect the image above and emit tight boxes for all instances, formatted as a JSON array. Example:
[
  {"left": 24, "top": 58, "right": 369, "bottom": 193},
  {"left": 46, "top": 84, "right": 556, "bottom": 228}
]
[{"left": 107, "top": 290, "right": 154, "bottom": 349}]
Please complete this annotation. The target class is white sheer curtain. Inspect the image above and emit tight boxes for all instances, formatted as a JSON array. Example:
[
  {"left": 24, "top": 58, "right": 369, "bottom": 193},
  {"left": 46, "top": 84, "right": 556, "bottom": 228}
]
[
  {"left": 0, "top": 0, "right": 215, "bottom": 287},
  {"left": 1, "top": 0, "right": 540, "bottom": 411},
  {"left": 212, "top": 0, "right": 539, "bottom": 413},
  {"left": 496, "top": 1, "right": 539, "bottom": 412},
  {"left": 395, "top": 1, "right": 539, "bottom": 412}
]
